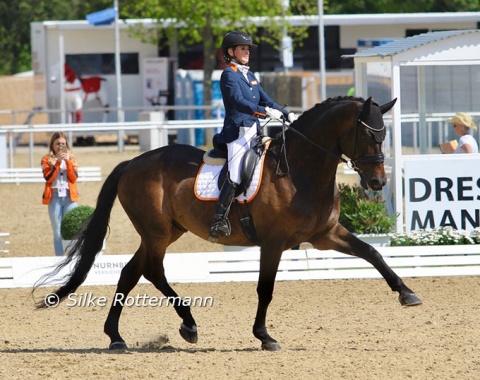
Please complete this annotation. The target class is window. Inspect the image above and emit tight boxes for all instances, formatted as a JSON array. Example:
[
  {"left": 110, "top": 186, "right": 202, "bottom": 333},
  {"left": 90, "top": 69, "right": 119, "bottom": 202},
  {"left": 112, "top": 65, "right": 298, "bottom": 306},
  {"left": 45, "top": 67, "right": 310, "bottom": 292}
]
[{"left": 65, "top": 53, "right": 139, "bottom": 76}]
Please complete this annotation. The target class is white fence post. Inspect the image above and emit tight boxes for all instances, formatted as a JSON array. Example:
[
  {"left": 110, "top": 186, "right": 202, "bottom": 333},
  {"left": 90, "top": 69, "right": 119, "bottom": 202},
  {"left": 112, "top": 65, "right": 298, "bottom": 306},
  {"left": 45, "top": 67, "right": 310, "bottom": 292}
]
[
  {"left": 0, "top": 130, "right": 7, "bottom": 169},
  {"left": 138, "top": 111, "right": 166, "bottom": 151}
]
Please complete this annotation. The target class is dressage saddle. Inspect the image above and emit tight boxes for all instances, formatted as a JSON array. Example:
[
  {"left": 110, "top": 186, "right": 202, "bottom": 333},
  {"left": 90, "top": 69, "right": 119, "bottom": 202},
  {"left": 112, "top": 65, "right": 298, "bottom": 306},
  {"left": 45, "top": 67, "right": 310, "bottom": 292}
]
[{"left": 205, "top": 133, "right": 269, "bottom": 197}]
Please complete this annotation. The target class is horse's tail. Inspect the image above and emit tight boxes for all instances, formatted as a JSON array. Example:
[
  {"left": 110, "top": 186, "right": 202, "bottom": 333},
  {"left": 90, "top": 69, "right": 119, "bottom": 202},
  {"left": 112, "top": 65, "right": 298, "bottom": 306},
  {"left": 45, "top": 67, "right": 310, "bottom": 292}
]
[{"left": 33, "top": 160, "right": 131, "bottom": 309}]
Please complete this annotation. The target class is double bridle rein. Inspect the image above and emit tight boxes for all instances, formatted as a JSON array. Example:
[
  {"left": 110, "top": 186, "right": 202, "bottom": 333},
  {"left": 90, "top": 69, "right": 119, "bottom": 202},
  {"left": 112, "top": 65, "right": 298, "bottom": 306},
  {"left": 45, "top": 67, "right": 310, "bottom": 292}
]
[{"left": 276, "top": 105, "right": 386, "bottom": 177}]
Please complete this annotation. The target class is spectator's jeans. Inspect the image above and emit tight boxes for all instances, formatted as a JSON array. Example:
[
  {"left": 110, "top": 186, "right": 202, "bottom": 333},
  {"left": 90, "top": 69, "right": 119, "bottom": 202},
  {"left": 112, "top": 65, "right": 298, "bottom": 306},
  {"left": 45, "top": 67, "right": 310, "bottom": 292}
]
[{"left": 48, "top": 191, "right": 77, "bottom": 256}]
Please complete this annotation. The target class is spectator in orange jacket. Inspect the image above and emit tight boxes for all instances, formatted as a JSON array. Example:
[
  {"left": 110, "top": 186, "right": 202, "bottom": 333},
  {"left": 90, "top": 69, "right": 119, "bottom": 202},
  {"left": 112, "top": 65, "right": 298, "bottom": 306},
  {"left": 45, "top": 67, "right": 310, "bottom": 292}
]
[{"left": 42, "top": 132, "right": 79, "bottom": 255}]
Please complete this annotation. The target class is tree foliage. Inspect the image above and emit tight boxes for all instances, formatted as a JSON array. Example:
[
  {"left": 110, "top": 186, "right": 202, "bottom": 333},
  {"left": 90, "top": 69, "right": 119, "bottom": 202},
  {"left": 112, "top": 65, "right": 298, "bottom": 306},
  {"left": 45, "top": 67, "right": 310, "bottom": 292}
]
[
  {"left": 0, "top": 0, "right": 479, "bottom": 77},
  {"left": 326, "top": 0, "right": 480, "bottom": 13},
  {"left": 121, "top": 0, "right": 315, "bottom": 120},
  {"left": 122, "top": 0, "right": 314, "bottom": 49}
]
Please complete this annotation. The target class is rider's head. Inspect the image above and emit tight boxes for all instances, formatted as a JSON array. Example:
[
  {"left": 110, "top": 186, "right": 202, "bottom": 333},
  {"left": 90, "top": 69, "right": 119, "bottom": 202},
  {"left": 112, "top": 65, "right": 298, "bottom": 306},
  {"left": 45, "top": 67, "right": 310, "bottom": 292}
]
[{"left": 221, "top": 31, "right": 256, "bottom": 64}]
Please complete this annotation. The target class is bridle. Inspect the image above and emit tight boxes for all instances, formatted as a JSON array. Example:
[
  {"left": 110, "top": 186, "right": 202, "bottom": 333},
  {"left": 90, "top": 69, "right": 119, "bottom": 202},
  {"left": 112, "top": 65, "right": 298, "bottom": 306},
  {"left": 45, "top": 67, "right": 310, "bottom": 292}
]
[
  {"left": 275, "top": 103, "right": 386, "bottom": 178},
  {"left": 347, "top": 119, "right": 386, "bottom": 174}
]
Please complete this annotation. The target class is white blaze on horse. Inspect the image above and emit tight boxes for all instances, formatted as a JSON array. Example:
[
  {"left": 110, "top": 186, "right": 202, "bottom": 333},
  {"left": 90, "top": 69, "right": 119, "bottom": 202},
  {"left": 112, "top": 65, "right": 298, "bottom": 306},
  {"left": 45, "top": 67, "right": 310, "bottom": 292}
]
[{"left": 64, "top": 64, "right": 109, "bottom": 123}]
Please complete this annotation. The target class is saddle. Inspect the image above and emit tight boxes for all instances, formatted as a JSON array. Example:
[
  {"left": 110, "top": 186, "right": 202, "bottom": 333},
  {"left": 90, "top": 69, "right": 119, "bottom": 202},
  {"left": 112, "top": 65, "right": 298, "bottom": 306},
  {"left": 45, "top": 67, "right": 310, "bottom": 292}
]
[
  {"left": 201, "top": 134, "right": 269, "bottom": 245},
  {"left": 203, "top": 134, "right": 270, "bottom": 197}
]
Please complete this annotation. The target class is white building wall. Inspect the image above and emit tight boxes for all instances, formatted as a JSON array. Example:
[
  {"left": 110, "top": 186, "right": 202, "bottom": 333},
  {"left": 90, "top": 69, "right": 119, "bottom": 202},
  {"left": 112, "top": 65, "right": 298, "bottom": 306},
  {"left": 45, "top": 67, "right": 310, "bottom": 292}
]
[{"left": 32, "top": 21, "right": 159, "bottom": 123}]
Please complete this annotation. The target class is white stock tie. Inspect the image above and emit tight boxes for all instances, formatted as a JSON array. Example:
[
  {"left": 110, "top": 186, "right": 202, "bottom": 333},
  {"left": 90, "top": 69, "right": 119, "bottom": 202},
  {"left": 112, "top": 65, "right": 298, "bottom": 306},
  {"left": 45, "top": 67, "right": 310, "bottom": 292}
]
[{"left": 238, "top": 65, "right": 250, "bottom": 80}]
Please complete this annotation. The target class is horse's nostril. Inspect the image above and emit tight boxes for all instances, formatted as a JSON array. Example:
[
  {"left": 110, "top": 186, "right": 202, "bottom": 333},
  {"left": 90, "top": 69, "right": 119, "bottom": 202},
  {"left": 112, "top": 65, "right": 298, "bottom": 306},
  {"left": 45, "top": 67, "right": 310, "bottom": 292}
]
[{"left": 369, "top": 177, "right": 387, "bottom": 190}]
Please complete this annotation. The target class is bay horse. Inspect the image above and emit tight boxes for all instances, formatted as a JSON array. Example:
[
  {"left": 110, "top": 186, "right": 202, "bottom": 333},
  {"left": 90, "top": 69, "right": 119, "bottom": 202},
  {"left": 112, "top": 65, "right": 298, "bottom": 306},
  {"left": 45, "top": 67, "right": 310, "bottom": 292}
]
[
  {"left": 34, "top": 96, "right": 422, "bottom": 351},
  {"left": 64, "top": 64, "right": 109, "bottom": 123}
]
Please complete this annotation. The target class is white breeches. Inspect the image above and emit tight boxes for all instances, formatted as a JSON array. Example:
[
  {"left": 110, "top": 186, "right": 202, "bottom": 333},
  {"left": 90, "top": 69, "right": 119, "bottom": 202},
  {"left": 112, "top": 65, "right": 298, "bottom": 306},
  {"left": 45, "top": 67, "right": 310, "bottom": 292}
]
[{"left": 227, "top": 125, "right": 257, "bottom": 184}]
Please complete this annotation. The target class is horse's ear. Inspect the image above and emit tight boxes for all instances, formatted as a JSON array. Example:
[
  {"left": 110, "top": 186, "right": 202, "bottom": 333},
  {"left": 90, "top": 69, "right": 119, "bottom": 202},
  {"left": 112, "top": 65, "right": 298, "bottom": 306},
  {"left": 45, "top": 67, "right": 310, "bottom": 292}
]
[
  {"left": 380, "top": 98, "right": 397, "bottom": 114},
  {"left": 362, "top": 96, "right": 373, "bottom": 116}
]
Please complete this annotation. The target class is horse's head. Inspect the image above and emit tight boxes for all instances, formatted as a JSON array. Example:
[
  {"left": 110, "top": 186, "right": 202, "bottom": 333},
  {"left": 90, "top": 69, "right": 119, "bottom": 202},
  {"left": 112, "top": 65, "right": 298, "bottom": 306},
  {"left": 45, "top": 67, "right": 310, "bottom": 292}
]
[
  {"left": 62, "top": 65, "right": 83, "bottom": 114},
  {"left": 343, "top": 96, "right": 396, "bottom": 191},
  {"left": 64, "top": 64, "right": 77, "bottom": 84},
  {"left": 276, "top": 96, "right": 395, "bottom": 191}
]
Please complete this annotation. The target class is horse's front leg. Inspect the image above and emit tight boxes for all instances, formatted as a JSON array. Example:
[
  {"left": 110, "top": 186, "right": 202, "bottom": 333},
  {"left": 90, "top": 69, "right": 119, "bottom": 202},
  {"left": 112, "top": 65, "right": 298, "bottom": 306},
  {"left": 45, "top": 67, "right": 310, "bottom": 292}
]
[
  {"left": 253, "top": 247, "right": 283, "bottom": 351},
  {"left": 313, "top": 226, "right": 422, "bottom": 306}
]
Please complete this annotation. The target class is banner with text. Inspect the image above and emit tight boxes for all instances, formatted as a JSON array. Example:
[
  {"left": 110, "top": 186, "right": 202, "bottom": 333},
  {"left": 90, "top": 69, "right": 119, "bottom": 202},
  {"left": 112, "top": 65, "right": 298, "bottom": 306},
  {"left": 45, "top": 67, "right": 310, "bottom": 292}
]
[{"left": 404, "top": 155, "right": 480, "bottom": 232}]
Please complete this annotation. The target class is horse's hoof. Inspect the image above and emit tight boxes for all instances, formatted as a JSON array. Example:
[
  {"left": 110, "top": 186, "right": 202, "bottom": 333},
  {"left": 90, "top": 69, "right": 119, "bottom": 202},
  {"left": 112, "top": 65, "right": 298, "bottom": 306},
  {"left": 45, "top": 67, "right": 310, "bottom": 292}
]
[
  {"left": 261, "top": 341, "right": 281, "bottom": 351},
  {"left": 399, "top": 292, "right": 423, "bottom": 306},
  {"left": 109, "top": 341, "right": 128, "bottom": 350},
  {"left": 208, "top": 234, "right": 219, "bottom": 243},
  {"left": 179, "top": 323, "right": 198, "bottom": 344}
]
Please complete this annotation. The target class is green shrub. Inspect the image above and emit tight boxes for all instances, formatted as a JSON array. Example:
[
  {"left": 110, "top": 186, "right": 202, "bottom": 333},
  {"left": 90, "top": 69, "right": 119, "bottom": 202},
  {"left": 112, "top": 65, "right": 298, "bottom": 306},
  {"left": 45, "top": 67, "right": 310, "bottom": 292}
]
[
  {"left": 61, "top": 205, "right": 94, "bottom": 240},
  {"left": 338, "top": 183, "right": 397, "bottom": 234}
]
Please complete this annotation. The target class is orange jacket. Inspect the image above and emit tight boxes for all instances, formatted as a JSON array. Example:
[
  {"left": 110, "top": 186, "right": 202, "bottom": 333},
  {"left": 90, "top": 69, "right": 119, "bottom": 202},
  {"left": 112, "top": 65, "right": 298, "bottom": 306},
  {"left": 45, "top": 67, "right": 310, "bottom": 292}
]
[{"left": 41, "top": 155, "right": 79, "bottom": 205}]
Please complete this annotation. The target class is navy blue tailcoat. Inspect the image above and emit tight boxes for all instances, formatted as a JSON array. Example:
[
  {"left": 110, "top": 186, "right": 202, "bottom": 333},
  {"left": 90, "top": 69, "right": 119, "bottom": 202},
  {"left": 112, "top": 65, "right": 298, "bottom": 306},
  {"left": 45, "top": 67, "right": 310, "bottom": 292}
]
[{"left": 216, "top": 63, "right": 289, "bottom": 144}]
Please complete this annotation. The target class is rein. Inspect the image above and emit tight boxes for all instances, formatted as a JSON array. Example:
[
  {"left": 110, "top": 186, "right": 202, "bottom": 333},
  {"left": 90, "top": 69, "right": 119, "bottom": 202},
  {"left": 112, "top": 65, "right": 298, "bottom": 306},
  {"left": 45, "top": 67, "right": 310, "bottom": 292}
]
[{"left": 276, "top": 107, "right": 385, "bottom": 177}]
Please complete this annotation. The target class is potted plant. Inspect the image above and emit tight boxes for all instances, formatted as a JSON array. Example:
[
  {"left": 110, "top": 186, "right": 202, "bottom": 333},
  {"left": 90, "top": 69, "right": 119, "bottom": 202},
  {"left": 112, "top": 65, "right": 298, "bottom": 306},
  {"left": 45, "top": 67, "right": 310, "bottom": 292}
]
[
  {"left": 61, "top": 205, "right": 104, "bottom": 253},
  {"left": 338, "top": 183, "right": 397, "bottom": 246}
]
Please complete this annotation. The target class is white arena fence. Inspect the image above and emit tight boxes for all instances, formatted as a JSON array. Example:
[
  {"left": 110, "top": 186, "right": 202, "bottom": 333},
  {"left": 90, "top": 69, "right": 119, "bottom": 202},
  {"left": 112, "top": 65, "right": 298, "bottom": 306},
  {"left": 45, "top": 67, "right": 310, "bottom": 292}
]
[
  {"left": 1, "top": 245, "right": 479, "bottom": 289},
  {"left": 0, "top": 166, "right": 102, "bottom": 184},
  {"left": 1, "top": 117, "right": 480, "bottom": 288},
  {"left": 0, "top": 119, "right": 285, "bottom": 169},
  {"left": 0, "top": 233, "right": 9, "bottom": 254}
]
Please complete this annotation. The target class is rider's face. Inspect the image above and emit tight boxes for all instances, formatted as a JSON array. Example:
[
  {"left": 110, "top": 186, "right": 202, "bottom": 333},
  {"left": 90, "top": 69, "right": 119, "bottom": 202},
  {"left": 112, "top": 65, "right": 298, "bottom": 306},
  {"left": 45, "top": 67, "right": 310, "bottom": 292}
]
[{"left": 230, "top": 45, "right": 250, "bottom": 65}]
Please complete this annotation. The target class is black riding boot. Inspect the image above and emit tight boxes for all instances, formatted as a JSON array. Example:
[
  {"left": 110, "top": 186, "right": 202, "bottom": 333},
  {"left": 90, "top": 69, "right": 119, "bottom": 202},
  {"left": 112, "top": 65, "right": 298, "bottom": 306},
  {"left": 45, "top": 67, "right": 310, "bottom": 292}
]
[{"left": 208, "top": 177, "right": 238, "bottom": 243}]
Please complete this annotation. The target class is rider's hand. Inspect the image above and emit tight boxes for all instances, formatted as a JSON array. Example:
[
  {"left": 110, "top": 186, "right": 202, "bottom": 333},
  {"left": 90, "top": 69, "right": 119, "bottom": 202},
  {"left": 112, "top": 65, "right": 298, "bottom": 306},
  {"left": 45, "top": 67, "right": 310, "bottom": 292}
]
[
  {"left": 288, "top": 112, "right": 298, "bottom": 123},
  {"left": 265, "top": 107, "right": 283, "bottom": 120}
]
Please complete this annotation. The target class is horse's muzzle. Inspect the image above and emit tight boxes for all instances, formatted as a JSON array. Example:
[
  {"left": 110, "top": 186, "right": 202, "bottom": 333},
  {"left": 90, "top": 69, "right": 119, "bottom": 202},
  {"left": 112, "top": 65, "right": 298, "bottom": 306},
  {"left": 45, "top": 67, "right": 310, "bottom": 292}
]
[{"left": 360, "top": 173, "right": 387, "bottom": 191}]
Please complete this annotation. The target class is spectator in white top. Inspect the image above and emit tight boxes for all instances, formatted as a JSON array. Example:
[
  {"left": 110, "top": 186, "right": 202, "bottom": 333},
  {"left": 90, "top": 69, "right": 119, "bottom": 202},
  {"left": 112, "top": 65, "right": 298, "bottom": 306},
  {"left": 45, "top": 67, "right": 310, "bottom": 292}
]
[{"left": 446, "top": 112, "right": 478, "bottom": 154}]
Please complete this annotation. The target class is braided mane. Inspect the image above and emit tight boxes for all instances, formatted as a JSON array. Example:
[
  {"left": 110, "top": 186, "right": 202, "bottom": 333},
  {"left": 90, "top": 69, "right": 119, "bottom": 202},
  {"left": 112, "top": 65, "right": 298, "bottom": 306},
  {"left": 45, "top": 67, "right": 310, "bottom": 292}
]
[{"left": 289, "top": 96, "right": 366, "bottom": 131}]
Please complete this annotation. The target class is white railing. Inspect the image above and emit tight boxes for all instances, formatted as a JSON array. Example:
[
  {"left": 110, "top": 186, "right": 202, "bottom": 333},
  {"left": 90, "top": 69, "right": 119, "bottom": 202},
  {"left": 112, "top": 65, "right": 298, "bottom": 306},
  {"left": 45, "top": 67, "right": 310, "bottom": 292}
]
[
  {"left": 0, "top": 166, "right": 102, "bottom": 184},
  {"left": 0, "top": 118, "right": 285, "bottom": 169},
  {"left": 2, "top": 110, "right": 479, "bottom": 169},
  {"left": 0, "top": 232, "right": 9, "bottom": 254},
  {"left": 2, "top": 245, "right": 480, "bottom": 288}
]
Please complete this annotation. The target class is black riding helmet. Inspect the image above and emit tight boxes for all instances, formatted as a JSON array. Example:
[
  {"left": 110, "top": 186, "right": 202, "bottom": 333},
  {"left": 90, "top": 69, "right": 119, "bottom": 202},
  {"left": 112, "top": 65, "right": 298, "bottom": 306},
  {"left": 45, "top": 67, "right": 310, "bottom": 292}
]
[{"left": 221, "top": 31, "right": 256, "bottom": 62}]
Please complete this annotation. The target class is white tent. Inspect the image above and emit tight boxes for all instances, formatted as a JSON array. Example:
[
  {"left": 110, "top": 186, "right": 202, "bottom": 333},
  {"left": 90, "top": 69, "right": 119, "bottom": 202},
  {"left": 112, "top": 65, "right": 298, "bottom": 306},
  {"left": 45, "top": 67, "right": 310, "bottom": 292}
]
[{"left": 346, "top": 30, "right": 480, "bottom": 232}]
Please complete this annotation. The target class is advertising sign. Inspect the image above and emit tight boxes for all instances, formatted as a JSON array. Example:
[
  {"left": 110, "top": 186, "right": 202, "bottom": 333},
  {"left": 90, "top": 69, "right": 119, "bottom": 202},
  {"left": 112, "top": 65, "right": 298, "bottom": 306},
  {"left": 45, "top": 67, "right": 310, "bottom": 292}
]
[
  {"left": 404, "top": 156, "right": 480, "bottom": 232},
  {"left": 143, "top": 57, "right": 169, "bottom": 107}
]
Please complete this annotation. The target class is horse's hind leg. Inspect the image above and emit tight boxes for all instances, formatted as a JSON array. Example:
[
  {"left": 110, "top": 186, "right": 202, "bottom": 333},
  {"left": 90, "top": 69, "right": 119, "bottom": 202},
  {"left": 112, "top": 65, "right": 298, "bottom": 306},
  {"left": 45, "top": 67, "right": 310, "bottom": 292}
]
[
  {"left": 104, "top": 251, "right": 144, "bottom": 350},
  {"left": 143, "top": 248, "right": 198, "bottom": 345},
  {"left": 144, "top": 270, "right": 198, "bottom": 344}
]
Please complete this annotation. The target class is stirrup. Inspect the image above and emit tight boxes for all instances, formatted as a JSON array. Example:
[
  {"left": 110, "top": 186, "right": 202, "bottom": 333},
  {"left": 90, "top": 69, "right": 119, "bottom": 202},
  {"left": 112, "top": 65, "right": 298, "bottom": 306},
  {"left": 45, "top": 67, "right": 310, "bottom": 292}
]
[
  {"left": 211, "top": 218, "right": 231, "bottom": 236},
  {"left": 208, "top": 218, "right": 231, "bottom": 242}
]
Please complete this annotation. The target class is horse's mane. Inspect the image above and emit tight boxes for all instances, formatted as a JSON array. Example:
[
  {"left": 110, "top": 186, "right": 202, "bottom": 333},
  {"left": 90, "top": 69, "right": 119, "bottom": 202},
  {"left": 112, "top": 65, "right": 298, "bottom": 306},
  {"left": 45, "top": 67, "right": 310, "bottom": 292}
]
[
  {"left": 268, "top": 96, "right": 365, "bottom": 156},
  {"left": 269, "top": 96, "right": 365, "bottom": 142},
  {"left": 292, "top": 96, "right": 366, "bottom": 129}
]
